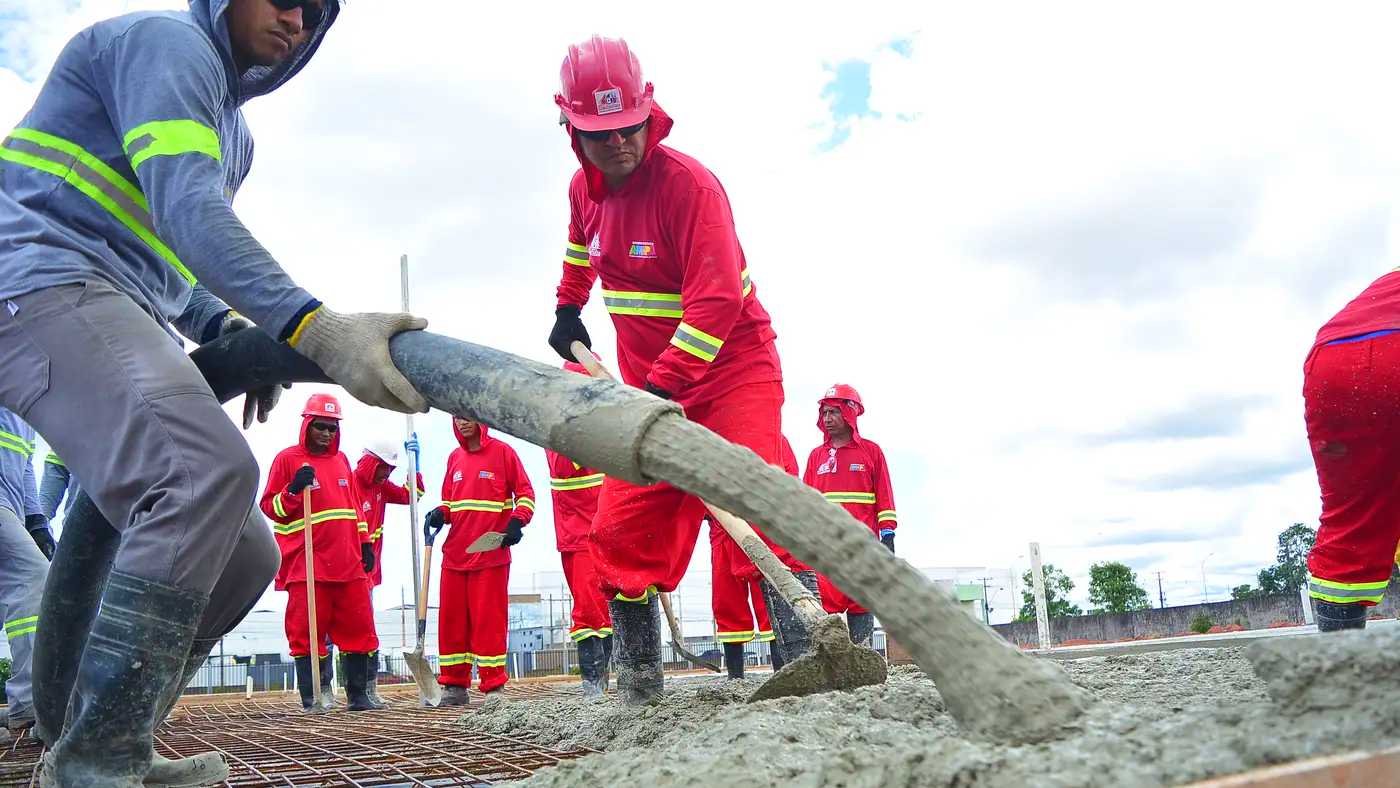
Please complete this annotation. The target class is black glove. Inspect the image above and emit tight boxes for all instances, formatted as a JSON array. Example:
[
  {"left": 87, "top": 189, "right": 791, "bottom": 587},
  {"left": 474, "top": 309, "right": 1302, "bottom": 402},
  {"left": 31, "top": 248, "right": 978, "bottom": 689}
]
[
  {"left": 644, "top": 381, "right": 673, "bottom": 400},
  {"left": 502, "top": 518, "right": 525, "bottom": 547},
  {"left": 25, "top": 515, "right": 55, "bottom": 560},
  {"left": 361, "top": 543, "right": 376, "bottom": 574},
  {"left": 220, "top": 312, "right": 292, "bottom": 429},
  {"left": 423, "top": 508, "right": 446, "bottom": 545},
  {"left": 548, "top": 305, "right": 591, "bottom": 361},
  {"left": 880, "top": 532, "right": 895, "bottom": 553},
  {"left": 287, "top": 465, "right": 316, "bottom": 495}
]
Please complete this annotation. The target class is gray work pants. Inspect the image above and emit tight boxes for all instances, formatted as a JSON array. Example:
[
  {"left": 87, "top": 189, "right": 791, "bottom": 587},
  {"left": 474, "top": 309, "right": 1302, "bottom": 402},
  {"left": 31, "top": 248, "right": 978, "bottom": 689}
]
[
  {"left": 0, "top": 279, "right": 266, "bottom": 594},
  {"left": 0, "top": 505, "right": 47, "bottom": 722}
]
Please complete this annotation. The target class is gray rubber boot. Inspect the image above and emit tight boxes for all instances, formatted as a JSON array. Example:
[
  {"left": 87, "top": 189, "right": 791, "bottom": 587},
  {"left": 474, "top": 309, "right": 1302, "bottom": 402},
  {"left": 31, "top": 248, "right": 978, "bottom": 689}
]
[
  {"left": 577, "top": 637, "right": 604, "bottom": 698},
  {"left": 343, "top": 653, "right": 383, "bottom": 711},
  {"left": 364, "top": 651, "right": 387, "bottom": 707},
  {"left": 724, "top": 642, "right": 746, "bottom": 679},
  {"left": 1315, "top": 599, "right": 1368, "bottom": 632},
  {"left": 40, "top": 572, "right": 208, "bottom": 787},
  {"left": 847, "top": 612, "right": 875, "bottom": 646},
  {"left": 608, "top": 593, "right": 663, "bottom": 705},
  {"left": 440, "top": 685, "right": 470, "bottom": 707},
  {"left": 318, "top": 654, "right": 335, "bottom": 710},
  {"left": 598, "top": 634, "right": 613, "bottom": 692}
]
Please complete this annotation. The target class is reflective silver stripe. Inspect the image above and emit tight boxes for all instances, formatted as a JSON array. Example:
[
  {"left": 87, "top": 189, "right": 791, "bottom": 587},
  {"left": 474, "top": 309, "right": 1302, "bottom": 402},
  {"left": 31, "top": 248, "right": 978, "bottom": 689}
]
[
  {"left": 1309, "top": 581, "right": 1387, "bottom": 600},
  {"left": 672, "top": 324, "right": 722, "bottom": 359},
  {"left": 602, "top": 292, "right": 683, "bottom": 317},
  {"left": 124, "top": 133, "right": 157, "bottom": 160},
  {"left": 2, "top": 136, "right": 157, "bottom": 238},
  {"left": 565, "top": 248, "right": 589, "bottom": 262},
  {"left": 742, "top": 269, "right": 752, "bottom": 296}
]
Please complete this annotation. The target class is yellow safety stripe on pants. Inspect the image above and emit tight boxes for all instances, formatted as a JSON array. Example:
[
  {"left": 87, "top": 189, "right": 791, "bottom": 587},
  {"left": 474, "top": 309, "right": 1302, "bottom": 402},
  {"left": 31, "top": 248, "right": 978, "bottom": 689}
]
[
  {"left": 877, "top": 509, "right": 898, "bottom": 523},
  {"left": 0, "top": 431, "right": 34, "bottom": 458},
  {"left": 670, "top": 321, "right": 724, "bottom": 363},
  {"left": 564, "top": 242, "right": 590, "bottom": 267},
  {"left": 570, "top": 627, "right": 614, "bottom": 641},
  {"left": 614, "top": 585, "right": 657, "bottom": 603},
  {"left": 445, "top": 498, "right": 510, "bottom": 513},
  {"left": 755, "top": 629, "right": 775, "bottom": 643},
  {"left": 439, "top": 652, "right": 473, "bottom": 667},
  {"left": 551, "top": 473, "right": 605, "bottom": 491},
  {"left": 741, "top": 267, "right": 753, "bottom": 297},
  {"left": 602, "top": 289, "right": 683, "bottom": 318},
  {"left": 1, "top": 128, "right": 196, "bottom": 285},
  {"left": 515, "top": 497, "right": 535, "bottom": 512},
  {"left": 5, "top": 615, "right": 38, "bottom": 638},
  {"left": 122, "top": 119, "right": 221, "bottom": 170},
  {"left": 1308, "top": 576, "right": 1389, "bottom": 604},
  {"left": 273, "top": 508, "right": 359, "bottom": 536},
  {"left": 474, "top": 654, "right": 508, "bottom": 667},
  {"left": 824, "top": 491, "right": 877, "bottom": 505},
  {"left": 44, "top": 452, "right": 64, "bottom": 467},
  {"left": 716, "top": 629, "right": 755, "bottom": 644}
]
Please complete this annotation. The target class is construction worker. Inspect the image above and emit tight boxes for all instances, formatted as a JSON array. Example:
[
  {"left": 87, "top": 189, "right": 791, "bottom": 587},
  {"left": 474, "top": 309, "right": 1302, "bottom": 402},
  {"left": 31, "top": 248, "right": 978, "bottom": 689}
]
[
  {"left": 547, "top": 35, "right": 790, "bottom": 704},
  {"left": 0, "top": 408, "right": 51, "bottom": 739},
  {"left": 754, "top": 435, "right": 814, "bottom": 670},
  {"left": 260, "top": 393, "right": 384, "bottom": 712},
  {"left": 424, "top": 416, "right": 535, "bottom": 705},
  {"left": 352, "top": 435, "right": 424, "bottom": 704},
  {"left": 1301, "top": 269, "right": 1400, "bottom": 631},
  {"left": 547, "top": 358, "right": 613, "bottom": 696},
  {"left": 1, "top": 0, "right": 428, "bottom": 780},
  {"left": 804, "top": 385, "right": 897, "bottom": 647},
  {"left": 37, "top": 452, "right": 78, "bottom": 526},
  {"left": 708, "top": 519, "right": 775, "bottom": 678}
]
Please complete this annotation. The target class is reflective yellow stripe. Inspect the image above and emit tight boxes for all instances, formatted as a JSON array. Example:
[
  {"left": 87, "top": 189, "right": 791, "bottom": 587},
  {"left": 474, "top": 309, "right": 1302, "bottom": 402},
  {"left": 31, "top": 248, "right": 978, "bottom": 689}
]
[
  {"left": 564, "top": 242, "right": 590, "bottom": 267},
  {"left": 755, "top": 629, "right": 775, "bottom": 643},
  {"left": 515, "top": 497, "right": 535, "bottom": 512},
  {"left": 670, "top": 321, "right": 724, "bottom": 363},
  {"left": 1, "top": 129, "right": 197, "bottom": 285},
  {"left": 445, "top": 498, "right": 510, "bottom": 513},
  {"left": 602, "top": 289, "right": 683, "bottom": 318},
  {"left": 716, "top": 630, "right": 755, "bottom": 643},
  {"left": 287, "top": 306, "right": 321, "bottom": 348},
  {"left": 570, "top": 627, "right": 614, "bottom": 641},
  {"left": 877, "top": 509, "right": 897, "bottom": 522},
  {"left": 552, "top": 473, "right": 605, "bottom": 491},
  {"left": 439, "top": 652, "right": 473, "bottom": 667},
  {"left": 272, "top": 494, "right": 288, "bottom": 519},
  {"left": 5, "top": 615, "right": 39, "bottom": 638},
  {"left": 824, "top": 491, "right": 877, "bottom": 505},
  {"left": 44, "top": 452, "right": 64, "bottom": 467},
  {"left": 122, "top": 119, "right": 221, "bottom": 170},
  {"left": 357, "top": 521, "right": 369, "bottom": 534},
  {"left": 474, "top": 654, "right": 508, "bottom": 667},
  {"left": 0, "top": 431, "right": 33, "bottom": 458},
  {"left": 1308, "top": 576, "right": 1389, "bottom": 604},
  {"left": 741, "top": 267, "right": 752, "bottom": 297},
  {"left": 274, "top": 508, "right": 358, "bottom": 535},
  {"left": 369, "top": 526, "right": 384, "bottom": 542},
  {"left": 614, "top": 585, "right": 657, "bottom": 603}
]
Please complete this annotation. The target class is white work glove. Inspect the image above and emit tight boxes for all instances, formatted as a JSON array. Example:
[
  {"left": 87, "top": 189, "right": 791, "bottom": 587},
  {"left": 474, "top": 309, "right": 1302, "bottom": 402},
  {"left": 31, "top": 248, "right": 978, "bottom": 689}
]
[
  {"left": 292, "top": 306, "right": 429, "bottom": 413},
  {"left": 220, "top": 312, "right": 291, "bottom": 429}
]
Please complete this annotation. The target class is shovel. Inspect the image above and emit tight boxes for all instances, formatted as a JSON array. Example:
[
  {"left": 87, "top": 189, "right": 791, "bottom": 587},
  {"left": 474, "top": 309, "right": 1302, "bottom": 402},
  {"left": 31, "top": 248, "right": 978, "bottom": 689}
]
[
  {"left": 407, "top": 534, "right": 443, "bottom": 706},
  {"left": 568, "top": 342, "right": 884, "bottom": 700},
  {"left": 301, "top": 469, "right": 330, "bottom": 712},
  {"left": 660, "top": 591, "right": 721, "bottom": 673},
  {"left": 465, "top": 530, "right": 506, "bottom": 554}
]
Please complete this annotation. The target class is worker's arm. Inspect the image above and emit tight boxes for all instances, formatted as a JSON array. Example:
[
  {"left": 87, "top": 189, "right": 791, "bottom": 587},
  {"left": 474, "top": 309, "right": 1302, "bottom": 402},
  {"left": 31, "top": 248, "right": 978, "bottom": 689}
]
[
  {"left": 22, "top": 453, "right": 42, "bottom": 520},
  {"left": 259, "top": 456, "right": 307, "bottom": 523},
  {"left": 349, "top": 468, "right": 372, "bottom": 545},
  {"left": 382, "top": 473, "right": 425, "bottom": 506},
  {"left": 506, "top": 449, "right": 536, "bottom": 527},
  {"left": 550, "top": 182, "right": 599, "bottom": 360},
  {"left": 646, "top": 187, "right": 746, "bottom": 397},
  {"left": 870, "top": 444, "right": 898, "bottom": 550},
  {"left": 37, "top": 454, "right": 70, "bottom": 521},
  {"left": 172, "top": 285, "right": 234, "bottom": 344}
]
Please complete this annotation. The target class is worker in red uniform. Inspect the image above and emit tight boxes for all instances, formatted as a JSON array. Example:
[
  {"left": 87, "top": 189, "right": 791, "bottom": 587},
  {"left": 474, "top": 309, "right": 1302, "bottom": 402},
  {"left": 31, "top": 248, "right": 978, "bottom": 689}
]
[
  {"left": 352, "top": 437, "right": 424, "bottom": 705},
  {"left": 260, "top": 393, "right": 383, "bottom": 712},
  {"left": 547, "top": 35, "right": 793, "bottom": 704},
  {"left": 423, "top": 416, "right": 535, "bottom": 705},
  {"left": 804, "top": 385, "right": 897, "bottom": 647},
  {"left": 709, "top": 520, "right": 775, "bottom": 678},
  {"left": 1302, "top": 268, "right": 1400, "bottom": 631},
  {"left": 548, "top": 357, "right": 614, "bottom": 697}
]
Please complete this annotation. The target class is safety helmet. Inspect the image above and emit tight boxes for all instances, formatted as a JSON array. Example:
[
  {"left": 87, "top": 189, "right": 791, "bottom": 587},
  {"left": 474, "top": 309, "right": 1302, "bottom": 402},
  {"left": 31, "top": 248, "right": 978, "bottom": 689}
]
[
  {"left": 819, "top": 384, "right": 864, "bottom": 416},
  {"left": 554, "top": 35, "right": 654, "bottom": 132},
  {"left": 302, "top": 392, "right": 344, "bottom": 420},
  {"left": 364, "top": 438, "right": 399, "bottom": 466}
]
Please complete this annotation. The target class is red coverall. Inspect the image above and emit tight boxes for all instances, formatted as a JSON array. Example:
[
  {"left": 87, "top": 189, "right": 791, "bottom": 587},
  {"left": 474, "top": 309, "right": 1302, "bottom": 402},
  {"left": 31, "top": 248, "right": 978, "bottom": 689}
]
[
  {"left": 260, "top": 415, "right": 377, "bottom": 657},
  {"left": 1304, "top": 268, "right": 1400, "bottom": 606},
  {"left": 434, "top": 421, "right": 535, "bottom": 692},
  {"left": 556, "top": 102, "right": 786, "bottom": 600},
  {"left": 352, "top": 451, "right": 424, "bottom": 588},
  {"left": 546, "top": 447, "right": 612, "bottom": 641},
  {"left": 803, "top": 401, "right": 898, "bottom": 616}
]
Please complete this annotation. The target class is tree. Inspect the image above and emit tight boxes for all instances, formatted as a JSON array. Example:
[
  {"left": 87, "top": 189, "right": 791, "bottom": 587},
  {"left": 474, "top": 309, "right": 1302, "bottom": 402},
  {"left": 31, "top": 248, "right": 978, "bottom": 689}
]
[
  {"left": 1231, "top": 584, "right": 1256, "bottom": 600},
  {"left": 1087, "top": 561, "right": 1151, "bottom": 614},
  {"left": 1016, "top": 563, "right": 1083, "bottom": 621},
  {"left": 1257, "top": 523, "right": 1316, "bottom": 594}
]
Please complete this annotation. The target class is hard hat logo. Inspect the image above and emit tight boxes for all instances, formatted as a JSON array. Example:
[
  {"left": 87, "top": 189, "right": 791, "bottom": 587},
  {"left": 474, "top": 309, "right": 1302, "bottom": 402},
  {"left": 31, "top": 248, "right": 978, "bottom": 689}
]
[
  {"left": 325, "top": 403, "right": 337, "bottom": 413},
  {"left": 594, "top": 88, "right": 623, "bottom": 115}
]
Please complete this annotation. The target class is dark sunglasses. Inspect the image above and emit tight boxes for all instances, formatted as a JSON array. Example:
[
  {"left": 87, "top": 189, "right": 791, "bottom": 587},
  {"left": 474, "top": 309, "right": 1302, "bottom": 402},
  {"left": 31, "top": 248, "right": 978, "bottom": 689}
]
[
  {"left": 309, "top": 420, "right": 338, "bottom": 433},
  {"left": 269, "top": 0, "right": 325, "bottom": 28},
  {"left": 576, "top": 121, "right": 647, "bottom": 142}
]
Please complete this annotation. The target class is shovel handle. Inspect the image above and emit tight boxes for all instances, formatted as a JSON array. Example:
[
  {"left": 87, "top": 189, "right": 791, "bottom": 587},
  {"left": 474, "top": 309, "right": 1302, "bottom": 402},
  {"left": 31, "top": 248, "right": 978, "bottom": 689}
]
[
  {"left": 570, "top": 341, "right": 612, "bottom": 380},
  {"left": 417, "top": 543, "right": 433, "bottom": 627},
  {"left": 302, "top": 465, "right": 322, "bottom": 691}
]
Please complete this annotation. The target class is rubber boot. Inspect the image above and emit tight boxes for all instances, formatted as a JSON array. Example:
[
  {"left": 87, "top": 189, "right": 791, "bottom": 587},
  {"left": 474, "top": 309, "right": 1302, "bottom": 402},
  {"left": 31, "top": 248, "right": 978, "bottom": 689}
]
[
  {"left": 294, "top": 657, "right": 319, "bottom": 712},
  {"left": 365, "top": 651, "right": 387, "bottom": 708},
  {"left": 847, "top": 612, "right": 875, "bottom": 646},
  {"left": 40, "top": 572, "right": 207, "bottom": 787},
  {"left": 724, "top": 642, "right": 746, "bottom": 680},
  {"left": 598, "top": 634, "right": 613, "bottom": 692},
  {"left": 343, "top": 653, "right": 382, "bottom": 711},
  {"left": 319, "top": 654, "right": 335, "bottom": 710},
  {"left": 762, "top": 570, "right": 820, "bottom": 664},
  {"left": 1315, "top": 599, "right": 1368, "bottom": 632},
  {"left": 771, "top": 643, "right": 786, "bottom": 672},
  {"left": 577, "top": 637, "right": 604, "bottom": 698},
  {"left": 440, "top": 685, "right": 470, "bottom": 707},
  {"left": 144, "top": 637, "right": 230, "bottom": 787},
  {"left": 608, "top": 593, "right": 663, "bottom": 705}
]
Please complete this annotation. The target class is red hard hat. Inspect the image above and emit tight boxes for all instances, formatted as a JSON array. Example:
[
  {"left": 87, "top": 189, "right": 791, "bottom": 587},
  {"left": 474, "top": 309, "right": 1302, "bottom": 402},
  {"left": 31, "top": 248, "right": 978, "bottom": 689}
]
[
  {"left": 554, "top": 35, "right": 654, "bottom": 132},
  {"left": 302, "top": 392, "right": 344, "bottom": 420},
  {"left": 820, "top": 384, "right": 864, "bottom": 416}
]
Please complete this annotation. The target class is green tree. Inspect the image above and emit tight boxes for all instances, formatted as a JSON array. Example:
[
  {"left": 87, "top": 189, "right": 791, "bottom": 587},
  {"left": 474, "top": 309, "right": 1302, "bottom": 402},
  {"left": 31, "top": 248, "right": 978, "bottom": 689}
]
[
  {"left": 1231, "top": 584, "right": 1256, "bottom": 600},
  {"left": 1257, "top": 523, "right": 1316, "bottom": 594},
  {"left": 1087, "top": 561, "right": 1151, "bottom": 614},
  {"left": 1016, "top": 563, "right": 1083, "bottom": 621}
]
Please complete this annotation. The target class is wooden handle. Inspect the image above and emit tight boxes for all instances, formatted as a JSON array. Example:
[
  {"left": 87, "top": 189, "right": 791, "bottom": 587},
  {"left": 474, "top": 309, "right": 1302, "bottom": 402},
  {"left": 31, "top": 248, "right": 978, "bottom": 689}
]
[
  {"left": 417, "top": 544, "right": 433, "bottom": 623},
  {"left": 570, "top": 341, "right": 612, "bottom": 381},
  {"left": 301, "top": 465, "right": 322, "bottom": 691}
]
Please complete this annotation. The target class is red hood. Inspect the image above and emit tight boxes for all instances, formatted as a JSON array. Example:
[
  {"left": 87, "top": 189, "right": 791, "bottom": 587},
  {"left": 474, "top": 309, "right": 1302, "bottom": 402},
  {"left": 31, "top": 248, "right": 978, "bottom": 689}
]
[
  {"left": 568, "top": 102, "right": 674, "bottom": 203},
  {"left": 300, "top": 413, "right": 341, "bottom": 456},
  {"left": 817, "top": 398, "right": 862, "bottom": 447},
  {"left": 452, "top": 419, "right": 494, "bottom": 453},
  {"left": 353, "top": 452, "right": 391, "bottom": 487}
]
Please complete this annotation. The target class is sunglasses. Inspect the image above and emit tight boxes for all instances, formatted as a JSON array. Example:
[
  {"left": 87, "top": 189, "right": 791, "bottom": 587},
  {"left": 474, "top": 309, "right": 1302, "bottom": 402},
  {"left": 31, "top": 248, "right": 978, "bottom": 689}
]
[
  {"left": 576, "top": 121, "right": 647, "bottom": 142},
  {"left": 269, "top": 0, "right": 325, "bottom": 28},
  {"left": 309, "top": 421, "right": 338, "bottom": 433}
]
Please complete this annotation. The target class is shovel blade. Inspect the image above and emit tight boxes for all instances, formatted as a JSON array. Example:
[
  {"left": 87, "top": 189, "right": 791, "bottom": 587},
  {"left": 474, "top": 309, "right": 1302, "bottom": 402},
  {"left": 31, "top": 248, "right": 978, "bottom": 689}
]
[
  {"left": 748, "top": 615, "right": 887, "bottom": 702},
  {"left": 405, "top": 650, "right": 442, "bottom": 706},
  {"left": 465, "top": 531, "right": 506, "bottom": 554}
]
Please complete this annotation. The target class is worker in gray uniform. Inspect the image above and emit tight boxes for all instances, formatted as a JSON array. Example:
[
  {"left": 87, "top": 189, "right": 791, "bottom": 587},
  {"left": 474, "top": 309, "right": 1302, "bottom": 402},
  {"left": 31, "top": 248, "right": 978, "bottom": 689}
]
[
  {"left": 0, "top": 0, "right": 428, "bottom": 784},
  {"left": 0, "top": 407, "right": 52, "bottom": 739},
  {"left": 37, "top": 451, "right": 77, "bottom": 526}
]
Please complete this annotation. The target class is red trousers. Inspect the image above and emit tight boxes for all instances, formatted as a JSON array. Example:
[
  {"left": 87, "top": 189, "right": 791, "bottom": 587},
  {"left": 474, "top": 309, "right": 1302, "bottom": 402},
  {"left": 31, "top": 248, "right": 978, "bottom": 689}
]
[
  {"left": 439, "top": 565, "right": 509, "bottom": 692},
  {"left": 284, "top": 579, "right": 378, "bottom": 657},
  {"left": 590, "top": 382, "right": 785, "bottom": 599},
  {"left": 818, "top": 573, "right": 868, "bottom": 616},
  {"left": 710, "top": 524, "right": 773, "bottom": 643},
  {"left": 1304, "top": 334, "right": 1400, "bottom": 605},
  {"left": 562, "top": 549, "right": 612, "bottom": 640}
]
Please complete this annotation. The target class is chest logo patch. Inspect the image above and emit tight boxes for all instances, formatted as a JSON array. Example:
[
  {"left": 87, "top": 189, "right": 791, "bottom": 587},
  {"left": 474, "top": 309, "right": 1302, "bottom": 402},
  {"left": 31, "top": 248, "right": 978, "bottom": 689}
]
[
  {"left": 338, "top": 478, "right": 349, "bottom": 487},
  {"left": 589, "top": 233, "right": 601, "bottom": 257},
  {"left": 817, "top": 448, "right": 839, "bottom": 476},
  {"left": 628, "top": 241, "right": 657, "bottom": 259},
  {"left": 479, "top": 470, "right": 496, "bottom": 480},
  {"left": 453, "top": 470, "right": 463, "bottom": 483},
  {"left": 362, "top": 501, "right": 371, "bottom": 512},
  {"left": 594, "top": 88, "right": 623, "bottom": 115},
  {"left": 849, "top": 463, "right": 866, "bottom": 472}
]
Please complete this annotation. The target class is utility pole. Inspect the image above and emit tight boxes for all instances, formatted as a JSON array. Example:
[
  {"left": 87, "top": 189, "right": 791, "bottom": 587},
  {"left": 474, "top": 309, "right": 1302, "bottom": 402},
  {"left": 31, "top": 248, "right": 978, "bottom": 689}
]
[
  {"left": 1157, "top": 572, "right": 1166, "bottom": 609},
  {"left": 400, "top": 586, "right": 407, "bottom": 648},
  {"left": 1029, "top": 542, "right": 1051, "bottom": 649},
  {"left": 980, "top": 577, "right": 992, "bottom": 624},
  {"left": 219, "top": 637, "right": 225, "bottom": 691}
]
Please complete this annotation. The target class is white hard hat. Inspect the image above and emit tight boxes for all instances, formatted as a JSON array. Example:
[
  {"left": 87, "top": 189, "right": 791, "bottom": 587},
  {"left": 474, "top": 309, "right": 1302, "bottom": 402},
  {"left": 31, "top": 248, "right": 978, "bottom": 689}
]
[{"left": 364, "top": 439, "right": 399, "bottom": 466}]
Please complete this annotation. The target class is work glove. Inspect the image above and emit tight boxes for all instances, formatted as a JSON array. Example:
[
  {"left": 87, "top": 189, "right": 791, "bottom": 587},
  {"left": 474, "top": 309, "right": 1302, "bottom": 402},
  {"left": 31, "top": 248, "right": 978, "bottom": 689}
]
[
  {"left": 361, "top": 543, "right": 376, "bottom": 574},
  {"left": 292, "top": 306, "right": 429, "bottom": 413},
  {"left": 220, "top": 312, "right": 291, "bottom": 429},
  {"left": 288, "top": 465, "right": 316, "bottom": 495},
  {"left": 25, "top": 515, "right": 55, "bottom": 561},
  {"left": 644, "top": 381, "right": 673, "bottom": 400},
  {"left": 423, "top": 508, "right": 446, "bottom": 546},
  {"left": 548, "top": 305, "right": 591, "bottom": 361},
  {"left": 502, "top": 517, "right": 525, "bottom": 547},
  {"left": 404, "top": 433, "right": 420, "bottom": 464},
  {"left": 880, "top": 531, "right": 895, "bottom": 554}
]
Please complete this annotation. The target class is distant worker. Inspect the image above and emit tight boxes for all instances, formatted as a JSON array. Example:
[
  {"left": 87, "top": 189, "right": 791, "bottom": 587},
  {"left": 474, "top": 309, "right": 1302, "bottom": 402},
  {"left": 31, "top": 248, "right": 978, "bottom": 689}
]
[
  {"left": 423, "top": 416, "right": 535, "bottom": 705},
  {"left": 36, "top": 452, "right": 77, "bottom": 526},
  {"left": 0, "top": 407, "right": 52, "bottom": 739},
  {"left": 260, "top": 393, "right": 383, "bottom": 712},
  {"left": 804, "top": 385, "right": 897, "bottom": 646},
  {"left": 708, "top": 518, "right": 774, "bottom": 679}
]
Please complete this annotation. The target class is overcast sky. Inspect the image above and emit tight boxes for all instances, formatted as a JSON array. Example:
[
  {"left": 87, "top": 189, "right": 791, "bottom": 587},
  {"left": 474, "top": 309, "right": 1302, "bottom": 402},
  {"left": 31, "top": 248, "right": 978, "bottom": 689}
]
[{"left": 5, "top": 1, "right": 1399, "bottom": 628}]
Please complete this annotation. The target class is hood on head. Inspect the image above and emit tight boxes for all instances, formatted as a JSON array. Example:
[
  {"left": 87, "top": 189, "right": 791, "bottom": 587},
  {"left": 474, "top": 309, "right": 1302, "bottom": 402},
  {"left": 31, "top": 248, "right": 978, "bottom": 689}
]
[
  {"left": 817, "top": 397, "right": 862, "bottom": 444},
  {"left": 566, "top": 102, "right": 673, "bottom": 203},
  {"left": 300, "top": 412, "right": 341, "bottom": 454},
  {"left": 354, "top": 451, "right": 388, "bottom": 486},
  {"left": 191, "top": 0, "right": 341, "bottom": 105},
  {"left": 452, "top": 417, "right": 491, "bottom": 452}
]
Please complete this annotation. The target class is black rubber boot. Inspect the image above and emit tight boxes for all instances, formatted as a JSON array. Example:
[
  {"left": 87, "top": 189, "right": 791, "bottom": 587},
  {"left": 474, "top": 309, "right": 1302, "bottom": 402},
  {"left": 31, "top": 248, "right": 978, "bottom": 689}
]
[
  {"left": 577, "top": 637, "right": 604, "bottom": 698},
  {"left": 143, "top": 637, "right": 230, "bottom": 787},
  {"left": 365, "top": 651, "right": 387, "bottom": 708},
  {"left": 847, "top": 612, "right": 875, "bottom": 646},
  {"left": 608, "top": 593, "right": 663, "bottom": 705},
  {"left": 40, "top": 572, "right": 207, "bottom": 787},
  {"left": 440, "top": 685, "right": 470, "bottom": 707},
  {"left": 294, "top": 657, "right": 318, "bottom": 711},
  {"left": 1315, "top": 599, "right": 1368, "bottom": 632},
  {"left": 343, "top": 653, "right": 382, "bottom": 711},
  {"left": 771, "top": 642, "right": 786, "bottom": 672},
  {"left": 762, "top": 570, "right": 820, "bottom": 664},
  {"left": 724, "top": 642, "right": 746, "bottom": 679},
  {"left": 598, "top": 634, "right": 613, "bottom": 692},
  {"left": 319, "top": 654, "right": 335, "bottom": 710}
]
